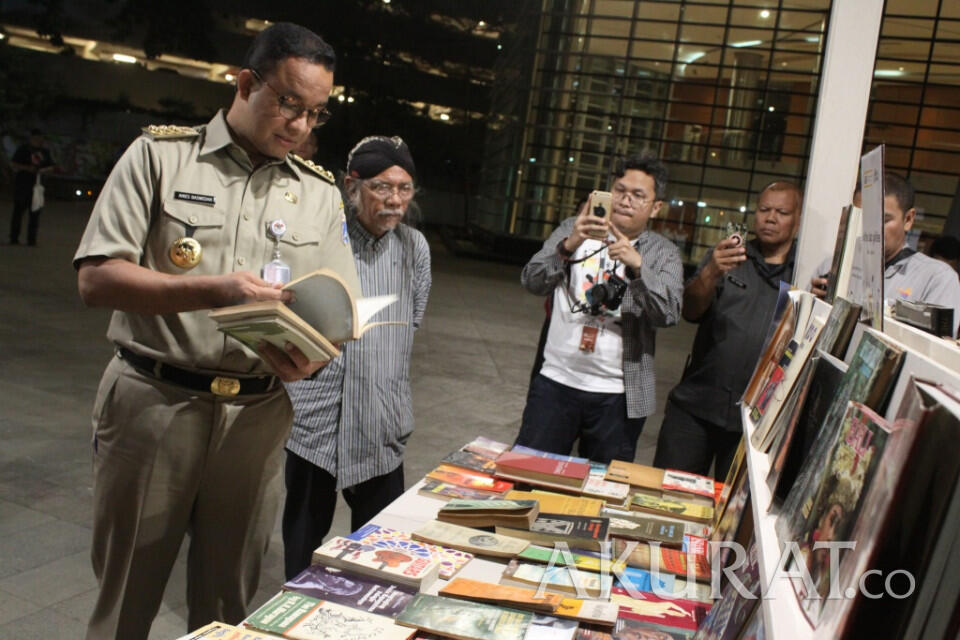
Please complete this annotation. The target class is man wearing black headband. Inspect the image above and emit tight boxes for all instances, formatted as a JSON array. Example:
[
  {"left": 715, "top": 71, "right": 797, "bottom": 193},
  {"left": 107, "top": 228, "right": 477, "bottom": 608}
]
[{"left": 281, "top": 135, "right": 432, "bottom": 578}]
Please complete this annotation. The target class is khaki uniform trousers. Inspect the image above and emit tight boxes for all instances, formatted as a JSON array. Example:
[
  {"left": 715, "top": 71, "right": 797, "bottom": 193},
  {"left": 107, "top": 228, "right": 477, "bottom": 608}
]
[{"left": 85, "top": 356, "right": 293, "bottom": 640}]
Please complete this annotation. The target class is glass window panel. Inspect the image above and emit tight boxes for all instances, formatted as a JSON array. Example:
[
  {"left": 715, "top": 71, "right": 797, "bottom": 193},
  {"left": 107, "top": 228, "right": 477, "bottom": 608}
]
[
  {"left": 929, "top": 64, "right": 960, "bottom": 84},
  {"left": 630, "top": 40, "right": 680, "bottom": 61},
  {"left": 638, "top": 2, "right": 680, "bottom": 22},
  {"left": 730, "top": 8, "right": 777, "bottom": 29},
  {"left": 593, "top": 0, "right": 634, "bottom": 18},
  {"left": 911, "top": 171, "right": 960, "bottom": 197},
  {"left": 935, "top": 21, "right": 960, "bottom": 48},
  {"left": 881, "top": 17, "right": 935, "bottom": 38},
  {"left": 726, "top": 29, "right": 773, "bottom": 50},
  {"left": 668, "top": 162, "right": 705, "bottom": 185},
  {"left": 885, "top": 0, "right": 938, "bottom": 17},
  {"left": 919, "top": 105, "right": 960, "bottom": 129},
  {"left": 703, "top": 167, "right": 751, "bottom": 191},
  {"left": 872, "top": 83, "right": 923, "bottom": 104},
  {"left": 924, "top": 86, "right": 960, "bottom": 107},
  {"left": 943, "top": 6, "right": 960, "bottom": 19},
  {"left": 865, "top": 123, "right": 916, "bottom": 146},
  {"left": 877, "top": 39, "right": 932, "bottom": 61},
  {"left": 681, "top": 4, "right": 729, "bottom": 25},
  {"left": 586, "top": 37, "right": 628, "bottom": 57},
  {"left": 771, "top": 53, "right": 821, "bottom": 73},
  {"left": 783, "top": 0, "right": 830, "bottom": 8},
  {"left": 679, "top": 24, "right": 726, "bottom": 46},
  {"left": 592, "top": 18, "right": 633, "bottom": 39},
  {"left": 778, "top": 10, "right": 826, "bottom": 32}
]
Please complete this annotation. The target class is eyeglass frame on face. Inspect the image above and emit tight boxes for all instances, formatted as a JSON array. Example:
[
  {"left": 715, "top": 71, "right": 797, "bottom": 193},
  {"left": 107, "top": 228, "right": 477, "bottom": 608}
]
[
  {"left": 364, "top": 179, "right": 415, "bottom": 200},
  {"left": 612, "top": 182, "right": 658, "bottom": 208},
  {"left": 249, "top": 69, "right": 332, "bottom": 128}
]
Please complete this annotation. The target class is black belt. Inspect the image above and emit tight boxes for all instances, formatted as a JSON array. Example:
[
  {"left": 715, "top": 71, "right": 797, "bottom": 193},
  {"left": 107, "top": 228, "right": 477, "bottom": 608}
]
[{"left": 117, "top": 347, "right": 277, "bottom": 396}]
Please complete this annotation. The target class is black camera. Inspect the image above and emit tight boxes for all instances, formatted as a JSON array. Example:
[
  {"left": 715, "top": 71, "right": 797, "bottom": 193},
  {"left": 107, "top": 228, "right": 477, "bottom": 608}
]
[{"left": 585, "top": 272, "right": 628, "bottom": 312}]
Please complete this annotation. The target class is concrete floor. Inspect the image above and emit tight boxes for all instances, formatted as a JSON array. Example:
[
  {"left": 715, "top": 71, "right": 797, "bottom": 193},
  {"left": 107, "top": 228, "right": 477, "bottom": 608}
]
[{"left": 0, "top": 198, "right": 697, "bottom": 639}]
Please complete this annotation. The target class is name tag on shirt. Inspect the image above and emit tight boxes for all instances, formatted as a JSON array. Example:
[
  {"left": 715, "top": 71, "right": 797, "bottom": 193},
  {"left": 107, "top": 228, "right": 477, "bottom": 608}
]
[
  {"left": 174, "top": 191, "right": 216, "bottom": 206},
  {"left": 579, "top": 325, "right": 599, "bottom": 353}
]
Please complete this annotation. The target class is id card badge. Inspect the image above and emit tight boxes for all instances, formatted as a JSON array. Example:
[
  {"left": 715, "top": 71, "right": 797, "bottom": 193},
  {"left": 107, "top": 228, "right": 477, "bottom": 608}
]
[{"left": 579, "top": 325, "right": 599, "bottom": 353}]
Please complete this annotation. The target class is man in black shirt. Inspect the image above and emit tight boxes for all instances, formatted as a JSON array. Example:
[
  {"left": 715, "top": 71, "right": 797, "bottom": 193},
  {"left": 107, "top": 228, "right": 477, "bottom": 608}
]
[
  {"left": 653, "top": 180, "right": 802, "bottom": 479},
  {"left": 9, "top": 128, "right": 54, "bottom": 246}
]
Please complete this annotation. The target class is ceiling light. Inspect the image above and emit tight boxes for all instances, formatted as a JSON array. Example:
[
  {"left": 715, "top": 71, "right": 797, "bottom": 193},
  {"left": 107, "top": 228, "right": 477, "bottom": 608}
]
[
  {"left": 224, "top": 73, "right": 235, "bottom": 82},
  {"left": 698, "top": 201, "right": 707, "bottom": 208},
  {"left": 347, "top": 96, "right": 355, "bottom": 103},
  {"left": 477, "top": 20, "right": 486, "bottom": 28},
  {"left": 112, "top": 53, "right": 137, "bottom": 64},
  {"left": 768, "top": 106, "right": 775, "bottom": 112},
  {"left": 740, "top": 206, "right": 747, "bottom": 212},
  {"left": 338, "top": 94, "right": 345, "bottom": 102},
  {"left": 874, "top": 69, "right": 905, "bottom": 77},
  {"left": 760, "top": 9, "right": 771, "bottom": 18},
  {"left": 731, "top": 40, "right": 763, "bottom": 48},
  {"left": 439, "top": 113, "right": 450, "bottom": 121}
]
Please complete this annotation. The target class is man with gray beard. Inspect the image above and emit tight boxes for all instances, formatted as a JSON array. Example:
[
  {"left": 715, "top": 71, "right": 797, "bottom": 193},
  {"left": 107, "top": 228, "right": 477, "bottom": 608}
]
[{"left": 281, "top": 136, "right": 432, "bottom": 578}]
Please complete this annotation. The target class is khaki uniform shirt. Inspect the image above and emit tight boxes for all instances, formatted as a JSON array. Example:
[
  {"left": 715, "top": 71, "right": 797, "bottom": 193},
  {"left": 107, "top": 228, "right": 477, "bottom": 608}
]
[{"left": 74, "top": 110, "right": 360, "bottom": 375}]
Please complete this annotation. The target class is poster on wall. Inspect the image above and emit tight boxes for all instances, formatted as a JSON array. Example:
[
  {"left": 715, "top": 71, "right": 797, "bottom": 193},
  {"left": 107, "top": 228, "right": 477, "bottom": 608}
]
[{"left": 857, "top": 145, "right": 885, "bottom": 330}]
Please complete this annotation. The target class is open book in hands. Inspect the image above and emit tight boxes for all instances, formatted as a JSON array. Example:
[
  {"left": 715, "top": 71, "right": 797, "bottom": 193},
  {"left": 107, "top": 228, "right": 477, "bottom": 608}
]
[{"left": 208, "top": 268, "right": 399, "bottom": 361}]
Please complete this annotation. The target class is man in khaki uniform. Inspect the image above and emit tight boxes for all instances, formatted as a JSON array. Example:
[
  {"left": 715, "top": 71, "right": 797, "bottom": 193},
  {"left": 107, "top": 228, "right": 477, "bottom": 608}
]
[{"left": 73, "top": 23, "right": 359, "bottom": 640}]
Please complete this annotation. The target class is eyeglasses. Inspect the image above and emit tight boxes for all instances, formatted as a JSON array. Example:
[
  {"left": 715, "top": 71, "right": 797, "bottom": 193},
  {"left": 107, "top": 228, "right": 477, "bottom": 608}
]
[
  {"left": 250, "top": 69, "right": 331, "bottom": 127},
  {"left": 612, "top": 183, "right": 657, "bottom": 207},
  {"left": 365, "top": 180, "right": 415, "bottom": 200}
]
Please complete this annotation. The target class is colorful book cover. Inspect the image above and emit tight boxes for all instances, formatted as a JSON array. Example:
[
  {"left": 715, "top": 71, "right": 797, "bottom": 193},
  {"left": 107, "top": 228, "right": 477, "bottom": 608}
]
[
  {"left": 463, "top": 436, "right": 511, "bottom": 459},
  {"left": 661, "top": 470, "right": 716, "bottom": 499},
  {"left": 396, "top": 594, "right": 531, "bottom": 640},
  {"left": 515, "top": 545, "right": 615, "bottom": 573},
  {"left": 283, "top": 564, "right": 416, "bottom": 618},
  {"left": 498, "top": 515, "right": 608, "bottom": 550},
  {"left": 502, "top": 560, "right": 613, "bottom": 598},
  {"left": 630, "top": 493, "right": 713, "bottom": 523},
  {"left": 613, "top": 565, "right": 676, "bottom": 596},
  {"left": 346, "top": 524, "right": 473, "bottom": 581},
  {"left": 245, "top": 591, "right": 413, "bottom": 640},
  {"left": 609, "top": 588, "right": 710, "bottom": 633},
  {"left": 508, "top": 490, "right": 604, "bottom": 516},
  {"left": 614, "top": 612, "right": 694, "bottom": 639},
  {"left": 612, "top": 538, "right": 711, "bottom": 583},
  {"left": 442, "top": 449, "right": 497, "bottom": 474},
  {"left": 510, "top": 445, "right": 590, "bottom": 465},
  {"left": 607, "top": 514, "right": 684, "bottom": 546},
  {"left": 496, "top": 452, "right": 590, "bottom": 487},
  {"left": 440, "top": 499, "right": 537, "bottom": 512},
  {"left": 419, "top": 479, "right": 500, "bottom": 501},
  {"left": 176, "top": 622, "right": 278, "bottom": 639},
  {"left": 439, "top": 577, "right": 563, "bottom": 613},
  {"left": 312, "top": 536, "right": 440, "bottom": 588},
  {"left": 426, "top": 465, "right": 514, "bottom": 494},
  {"left": 789, "top": 402, "right": 891, "bottom": 623},
  {"left": 692, "top": 539, "right": 761, "bottom": 640}
]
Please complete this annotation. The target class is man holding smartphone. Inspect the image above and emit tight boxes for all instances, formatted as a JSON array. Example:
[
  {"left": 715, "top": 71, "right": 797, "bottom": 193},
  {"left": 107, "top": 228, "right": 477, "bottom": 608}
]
[
  {"left": 653, "top": 180, "right": 802, "bottom": 479},
  {"left": 515, "top": 151, "right": 683, "bottom": 464}
]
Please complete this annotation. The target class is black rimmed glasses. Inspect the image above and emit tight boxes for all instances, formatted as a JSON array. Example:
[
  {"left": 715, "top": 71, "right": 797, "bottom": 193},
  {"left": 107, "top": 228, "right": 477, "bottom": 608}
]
[{"left": 250, "top": 69, "right": 332, "bottom": 128}]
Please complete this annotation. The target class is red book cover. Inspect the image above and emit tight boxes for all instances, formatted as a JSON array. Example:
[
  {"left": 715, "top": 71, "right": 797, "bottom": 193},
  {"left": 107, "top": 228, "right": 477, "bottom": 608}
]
[
  {"left": 495, "top": 451, "right": 590, "bottom": 480},
  {"left": 610, "top": 588, "right": 711, "bottom": 632},
  {"left": 426, "top": 465, "right": 513, "bottom": 494}
]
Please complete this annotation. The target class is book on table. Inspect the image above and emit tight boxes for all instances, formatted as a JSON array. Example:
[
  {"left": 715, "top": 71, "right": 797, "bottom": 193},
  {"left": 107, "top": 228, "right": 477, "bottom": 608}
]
[
  {"left": 437, "top": 498, "right": 539, "bottom": 528},
  {"left": 395, "top": 593, "right": 531, "bottom": 640},
  {"left": 609, "top": 587, "right": 711, "bottom": 634},
  {"left": 494, "top": 451, "right": 590, "bottom": 491},
  {"left": 426, "top": 464, "right": 514, "bottom": 494},
  {"left": 209, "top": 268, "right": 398, "bottom": 361},
  {"left": 500, "top": 560, "right": 613, "bottom": 598},
  {"left": 612, "top": 538, "right": 711, "bottom": 583},
  {"left": 344, "top": 523, "right": 473, "bottom": 580},
  {"left": 411, "top": 520, "right": 529, "bottom": 558},
  {"left": 495, "top": 514, "right": 609, "bottom": 551},
  {"left": 606, "top": 512, "right": 685, "bottom": 547},
  {"left": 506, "top": 490, "right": 604, "bottom": 517},
  {"left": 311, "top": 535, "right": 441, "bottom": 589},
  {"left": 418, "top": 479, "right": 502, "bottom": 501},
  {"left": 283, "top": 563, "right": 416, "bottom": 618},
  {"left": 245, "top": 591, "right": 414, "bottom": 640},
  {"left": 630, "top": 493, "right": 714, "bottom": 524}
]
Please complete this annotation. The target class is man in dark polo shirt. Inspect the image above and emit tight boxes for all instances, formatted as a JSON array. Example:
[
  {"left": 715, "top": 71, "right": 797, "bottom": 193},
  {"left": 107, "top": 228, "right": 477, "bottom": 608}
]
[{"left": 653, "top": 180, "right": 802, "bottom": 479}]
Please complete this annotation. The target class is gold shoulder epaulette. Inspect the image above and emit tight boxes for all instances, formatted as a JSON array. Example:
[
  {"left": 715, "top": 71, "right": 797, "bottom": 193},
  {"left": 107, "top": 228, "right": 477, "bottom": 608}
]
[
  {"left": 141, "top": 124, "right": 200, "bottom": 140},
  {"left": 291, "top": 153, "right": 335, "bottom": 184}
]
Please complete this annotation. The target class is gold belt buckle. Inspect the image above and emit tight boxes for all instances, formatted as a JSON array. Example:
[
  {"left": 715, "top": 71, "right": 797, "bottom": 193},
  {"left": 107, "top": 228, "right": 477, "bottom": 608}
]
[{"left": 210, "top": 376, "right": 241, "bottom": 396}]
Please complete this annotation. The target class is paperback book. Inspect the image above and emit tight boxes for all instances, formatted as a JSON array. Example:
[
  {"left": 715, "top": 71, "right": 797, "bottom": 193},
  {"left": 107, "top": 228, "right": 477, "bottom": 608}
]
[
  {"left": 507, "top": 490, "right": 604, "bottom": 517},
  {"left": 437, "top": 499, "right": 539, "bottom": 529},
  {"left": 411, "top": 520, "right": 529, "bottom": 558},
  {"left": 501, "top": 560, "right": 612, "bottom": 598},
  {"left": 283, "top": 564, "right": 416, "bottom": 618},
  {"left": 395, "top": 594, "right": 531, "bottom": 640},
  {"left": 345, "top": 524, "right": 473, "bottom": 580},
  {"left": 495, "top": 452, "right": 590, "bottom": 490},
  {"left": 418, "top": 479, "right": 501, "bottom": 501},
  {"left": 311, "top": 536, "right": 441, "bottom": 589},
  {"left": 612, "top": 538, "right": 711, "bottom": 583},
  {"left": 630, "top": 493, "right": 714, "bottom": 524},
  {"left": 496, "top": 515, "right": 609, "bottom": 551},
  {"left": 245, "top": 591, "right": 414, "bottom": 640},
  {"left": 426, "top": 465, "right": 514, "bottom": 494}
]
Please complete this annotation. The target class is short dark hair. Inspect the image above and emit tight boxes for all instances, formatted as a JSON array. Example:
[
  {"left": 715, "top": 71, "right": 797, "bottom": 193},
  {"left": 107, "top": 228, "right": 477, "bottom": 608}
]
[
  {"left": 243, "top": 22, "right": 336, "bottom": 76},
  {"left": 885, "top": 171, "right": 915, "bottom": 213},
  {"left": 931, "top": 235, "right": 960, "bottom": 260},
  {"left": 612, "top": 151, "right": 668, "bottom": 200}
]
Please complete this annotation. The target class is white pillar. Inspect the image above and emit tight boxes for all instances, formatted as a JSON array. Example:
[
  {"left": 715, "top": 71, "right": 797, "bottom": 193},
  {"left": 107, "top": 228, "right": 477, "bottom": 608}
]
[{"left": 793, "top": 0, "right": 884, "bottom": 291}]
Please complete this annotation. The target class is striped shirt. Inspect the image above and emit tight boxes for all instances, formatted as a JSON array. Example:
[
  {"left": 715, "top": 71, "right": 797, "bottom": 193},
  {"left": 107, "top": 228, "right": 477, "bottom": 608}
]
[
  {"left": 285, "top": 215, "right": 431, "bottom": 489},
  {"left": 521, "top": 216, "right": 683, "bottom": 418}
]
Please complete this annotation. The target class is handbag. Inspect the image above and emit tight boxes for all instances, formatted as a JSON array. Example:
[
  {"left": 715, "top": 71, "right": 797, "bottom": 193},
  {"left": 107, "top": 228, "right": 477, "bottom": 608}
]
[{"left": 31, "top": 174, "right": 44, "bottom": 212}]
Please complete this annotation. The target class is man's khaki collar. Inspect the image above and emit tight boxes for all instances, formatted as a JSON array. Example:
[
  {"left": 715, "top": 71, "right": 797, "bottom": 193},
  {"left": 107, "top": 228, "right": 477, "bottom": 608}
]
[{"left": 200, "top": 110, "right": 300, "bottom": 179}]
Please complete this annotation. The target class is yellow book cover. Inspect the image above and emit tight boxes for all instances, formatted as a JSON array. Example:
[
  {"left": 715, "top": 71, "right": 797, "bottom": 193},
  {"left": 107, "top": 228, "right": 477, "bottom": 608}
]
[
  {"left": 630, "top": 493, "right": 714, "bottom": 524},
  {"left": 440, "top": 577, "right": 561, "bottom": 612},
  {"left": 506, "top": 490, "right": 603, "bottom": 516}
]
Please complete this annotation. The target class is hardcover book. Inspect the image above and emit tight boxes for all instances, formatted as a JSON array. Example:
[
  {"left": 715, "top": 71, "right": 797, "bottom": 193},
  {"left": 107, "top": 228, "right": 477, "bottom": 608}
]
[
  {"left": 345, "top": 524, "right": 473, "bottom": 581},
  {"left": 495, "top": 452, "right": 590, "bottom": 490},
  {"left": 425, "top": 465, "right": 514, "bottom": 494},
  {"left": 510, "top": 445, "right": 590, "bottom": 464},
  {"left": 411, "top": 520, "right": 529, "bottom": 558},
  {"left": 496, "top": 515, "right": 609, "bottom": 551},
  {"left": 311, "top": 536, "right": 441, "bottom": 589},
  {"left": 283, "top": 564, "right": 416, "bottom": 618},
  {"left": 395, "top": 594, "right": 531, "bottom": 640},
  {"left": 209, "top": 268, "right": 397, "bottom": 361},
  {"left": 245, "top": 591, "right": 414, "bottom": 640},
  {"left": 661, "top": 470, "right": 716, "bottom": 500}
]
